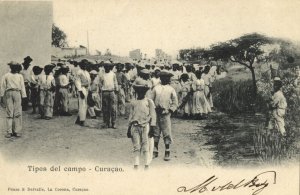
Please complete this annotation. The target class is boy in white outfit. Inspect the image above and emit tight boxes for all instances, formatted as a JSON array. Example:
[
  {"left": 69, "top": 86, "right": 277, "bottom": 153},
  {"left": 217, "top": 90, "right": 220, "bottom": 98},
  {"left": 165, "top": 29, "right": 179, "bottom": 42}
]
[{"left": 127, "top": 79, "right": 156, "bottom": 170}]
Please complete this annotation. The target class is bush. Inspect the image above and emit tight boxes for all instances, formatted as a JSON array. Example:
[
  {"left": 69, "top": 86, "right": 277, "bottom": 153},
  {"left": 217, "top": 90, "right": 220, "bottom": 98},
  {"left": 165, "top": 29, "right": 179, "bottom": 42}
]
[
  {"left": 212, "top": 79, "right": 267, "bottom": 114},
  {"left": 212, "top": 68, "right": 300, "bottom": 163}
]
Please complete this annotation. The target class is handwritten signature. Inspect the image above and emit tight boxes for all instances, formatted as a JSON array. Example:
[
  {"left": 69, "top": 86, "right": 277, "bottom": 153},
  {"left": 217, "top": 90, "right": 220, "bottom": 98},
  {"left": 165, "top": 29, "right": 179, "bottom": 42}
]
[{"left": 177, "top": 171, "right": 276, "bottom": 195}]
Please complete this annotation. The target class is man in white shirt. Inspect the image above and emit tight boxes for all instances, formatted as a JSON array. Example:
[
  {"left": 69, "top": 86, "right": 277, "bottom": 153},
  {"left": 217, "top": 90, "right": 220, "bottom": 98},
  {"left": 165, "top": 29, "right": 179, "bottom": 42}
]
[
  {"left": 98, "top": 61, "right": 118, "bottom": 128},
  {"left": 0, "top": 62, "right": 27, "bottom": 138},
  {"left": 39, "top": 64, "right": 56, "bottom": 119},
  {"left": 75, "top": 60, "right": 91, "bottom": 126},
  {"left": 151, "top": 70, "right": 178, "bottom": 161},
  {"left": 58, "top": 66, "right": 72, "bottom": 116}
]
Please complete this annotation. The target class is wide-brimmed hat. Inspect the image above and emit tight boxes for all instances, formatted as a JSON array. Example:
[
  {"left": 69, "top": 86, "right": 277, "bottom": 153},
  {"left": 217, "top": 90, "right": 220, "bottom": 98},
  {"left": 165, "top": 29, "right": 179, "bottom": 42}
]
[
  {"left": 103, "top": 60, "right": 113, "bottom": 67},
  {"left": 79, "top": 59, "right": 89, "bottom": 66},
  {"left": 133, "top": 79, "right": 150, "bottom": 90},
  {"left": 7, "top": 61, "right": 21, "bottom": 66},
  {"left": 140, "top": 69, "right": 150, "bottom": 75},
  {"left": 24, "top": 56, "right": 32, "bottom": 62},
  {"left": 180, "top": 73, "right": 189, "bottom": 80},
  {"left": 274, "top": 77, "right": 283, "bottom": 86},
  {"left": 44, "top": 64, "right": 55, "bottom": 72},
  {"left": 32, "top": 66, "right": 43, "bottom": 75},
  {"left": 159, "top": 70, "right": 173, "bottom": 78},
  {"left": 57, "top": 62, "right": 64, "bottom": 67},
  {"left": 90, "top": 70, "right": 98, "bottom": 75},
  {"left": 115, "top": 63, "right": 124, "bottom": 68}
]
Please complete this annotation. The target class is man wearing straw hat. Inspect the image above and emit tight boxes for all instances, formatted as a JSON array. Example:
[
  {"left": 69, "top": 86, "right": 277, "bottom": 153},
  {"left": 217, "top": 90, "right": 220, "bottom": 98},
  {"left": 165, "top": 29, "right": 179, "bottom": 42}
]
[
  {"left": 0, "top": 62, "right": 26, "bottom": 138},
  {"left": 127, "top": 79, "right": 156, "bottom": 169}
]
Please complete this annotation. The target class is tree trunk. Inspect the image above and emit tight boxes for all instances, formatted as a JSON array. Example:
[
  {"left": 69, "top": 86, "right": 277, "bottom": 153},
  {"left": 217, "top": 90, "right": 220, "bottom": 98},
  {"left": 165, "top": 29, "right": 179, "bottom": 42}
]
[{"left": 249, "top": 66, "right": 257, "bottom": 100}]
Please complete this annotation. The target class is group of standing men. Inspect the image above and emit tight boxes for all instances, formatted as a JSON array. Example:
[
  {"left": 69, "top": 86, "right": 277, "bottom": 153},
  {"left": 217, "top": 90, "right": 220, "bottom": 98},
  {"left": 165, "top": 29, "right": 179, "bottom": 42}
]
[{"left": 0, "top": 56, "right": 218, "bottom": 169}]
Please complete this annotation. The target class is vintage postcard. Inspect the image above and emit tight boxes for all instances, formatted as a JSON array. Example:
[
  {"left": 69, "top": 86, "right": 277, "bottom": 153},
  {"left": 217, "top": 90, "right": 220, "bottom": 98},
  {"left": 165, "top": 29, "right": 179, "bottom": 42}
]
[{"left": 0, "top": 0, "right": 299, "bottom": 194}]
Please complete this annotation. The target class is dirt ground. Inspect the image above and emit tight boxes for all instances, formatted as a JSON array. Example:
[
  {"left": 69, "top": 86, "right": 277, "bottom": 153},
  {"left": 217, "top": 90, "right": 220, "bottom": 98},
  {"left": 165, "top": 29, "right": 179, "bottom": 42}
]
[
  {"left": 0, "top": 98, "right": 215, "bottom": 168},
  {"left": 0, "top": 97, "right": 298, "bottom": 168}
]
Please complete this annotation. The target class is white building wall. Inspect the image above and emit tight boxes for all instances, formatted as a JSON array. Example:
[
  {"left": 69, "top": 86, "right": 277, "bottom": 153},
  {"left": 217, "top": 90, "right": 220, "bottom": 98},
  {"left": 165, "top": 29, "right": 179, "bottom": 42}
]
[{"left": 0, "top": 1, "right": 52, "bottom": 77}]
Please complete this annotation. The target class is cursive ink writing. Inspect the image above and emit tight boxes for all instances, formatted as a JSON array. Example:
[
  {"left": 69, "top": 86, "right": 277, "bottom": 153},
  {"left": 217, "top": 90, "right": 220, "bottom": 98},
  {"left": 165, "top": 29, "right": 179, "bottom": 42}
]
[{"left": 177, "top": 171, "right": 276, "bottom": 195}]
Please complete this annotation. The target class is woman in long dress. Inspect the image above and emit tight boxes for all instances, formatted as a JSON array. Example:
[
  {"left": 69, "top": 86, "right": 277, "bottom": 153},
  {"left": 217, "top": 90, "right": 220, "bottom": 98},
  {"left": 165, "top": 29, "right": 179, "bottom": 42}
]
[{"left": 191, "top": 70, "right": 211, "bottom": 119}]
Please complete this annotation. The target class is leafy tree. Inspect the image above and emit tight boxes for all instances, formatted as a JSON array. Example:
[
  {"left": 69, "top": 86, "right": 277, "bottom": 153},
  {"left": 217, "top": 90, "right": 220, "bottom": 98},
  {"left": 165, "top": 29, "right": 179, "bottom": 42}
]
[
  {"left": 52, "top": 24, "right": 68, "bottom": 47},
  {"left": 208, "top": 33, "right": 272, "bottom": 98}
]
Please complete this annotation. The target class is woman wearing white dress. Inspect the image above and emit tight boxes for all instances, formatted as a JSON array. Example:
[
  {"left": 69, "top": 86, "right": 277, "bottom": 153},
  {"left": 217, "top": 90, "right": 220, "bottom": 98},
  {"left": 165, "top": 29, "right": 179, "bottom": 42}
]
[{"left": 191, "top": 70, "right": 211, "bottom": 119}]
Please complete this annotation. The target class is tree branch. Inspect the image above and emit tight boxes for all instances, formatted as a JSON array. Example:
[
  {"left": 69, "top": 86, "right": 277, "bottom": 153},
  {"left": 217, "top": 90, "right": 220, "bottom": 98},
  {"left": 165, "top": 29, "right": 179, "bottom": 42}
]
[{"left": 230, "top": 56, "right": 250, "bottom": 68}]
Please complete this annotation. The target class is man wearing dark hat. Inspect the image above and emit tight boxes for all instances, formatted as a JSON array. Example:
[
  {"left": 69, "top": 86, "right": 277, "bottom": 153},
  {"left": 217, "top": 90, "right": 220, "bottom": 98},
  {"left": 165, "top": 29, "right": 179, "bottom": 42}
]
[
  {"left": 115, "top": 63, "right": 128, "bottom": 116},
  {"left": 30, "top": 66, "right": 43, "bottom": 114},
  {"left": 20, "top": 56, "right": 33, "bottom": 111},
  {"left": 98, "top": 60, "right": 118, "bottom": 128},
  {"left": 151, "top": 70, "right": 178, "bottom": 161},
  {"left": 0, "top": 62, "right": 27, "bottom": 138},
  {"left": 127, "top": 79, "right": 156, "bottom": 169},
  {"left": 39, "top": 64, "right": 56, "bottom": 119},
  {"left": 75, "top": 59, "right": 91, "bottom": 126},
  {"left": 267, "top": 77, "right": 287, "bottom": 136}
]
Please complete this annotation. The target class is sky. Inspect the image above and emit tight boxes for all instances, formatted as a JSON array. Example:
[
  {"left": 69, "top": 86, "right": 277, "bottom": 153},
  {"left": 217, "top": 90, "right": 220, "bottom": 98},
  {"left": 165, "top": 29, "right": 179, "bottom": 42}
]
[{"left": 53, "top": 0, "right": 300, "bottom": 58}]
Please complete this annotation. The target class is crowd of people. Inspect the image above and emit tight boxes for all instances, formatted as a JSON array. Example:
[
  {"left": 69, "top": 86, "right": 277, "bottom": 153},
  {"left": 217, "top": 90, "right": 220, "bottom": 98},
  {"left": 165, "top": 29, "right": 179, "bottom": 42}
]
[{"left": 0, "top": 55, "right": 287, "bottom": 169}]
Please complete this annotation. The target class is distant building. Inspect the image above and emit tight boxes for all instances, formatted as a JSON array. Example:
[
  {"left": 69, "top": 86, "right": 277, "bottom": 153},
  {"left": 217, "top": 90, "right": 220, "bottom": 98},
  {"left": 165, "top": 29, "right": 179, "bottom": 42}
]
[
  {"left": 129, "top": 49, "right": 142, "bottom": 60},
  {"left": 155, "top": 49, "right": 172, "bottom": 62},
  {"left": 52, "top": 46, "right": 88, "bottom": 58}
]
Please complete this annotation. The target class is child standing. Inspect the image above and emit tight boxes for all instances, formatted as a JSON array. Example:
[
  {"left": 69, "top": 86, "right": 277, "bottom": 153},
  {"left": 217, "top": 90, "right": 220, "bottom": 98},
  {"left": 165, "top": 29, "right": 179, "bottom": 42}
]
[
  {"left": 127, "top": 79, "right": 156, "bottom": 169},
  {"left": 151, "top": 70, "right": 178, "bottom": 161},
  {"left": 0, "top": 62, "right": 27, "bottom": 138},
  {"left": 87, "top": 70, "right": 101, "bottom": 119}
]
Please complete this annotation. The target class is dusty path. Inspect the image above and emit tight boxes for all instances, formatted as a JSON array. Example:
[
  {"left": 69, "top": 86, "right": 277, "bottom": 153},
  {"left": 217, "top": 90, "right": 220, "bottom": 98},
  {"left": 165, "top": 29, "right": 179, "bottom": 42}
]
[{"left": 0, "top": 98, "right": 215, "bottom": 168}]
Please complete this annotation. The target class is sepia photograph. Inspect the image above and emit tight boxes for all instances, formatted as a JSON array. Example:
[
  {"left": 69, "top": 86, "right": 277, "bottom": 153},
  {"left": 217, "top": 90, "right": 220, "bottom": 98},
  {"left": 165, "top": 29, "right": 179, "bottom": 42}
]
[{"left": 0, "top": 0, "right": 299, "bottom": 194}]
